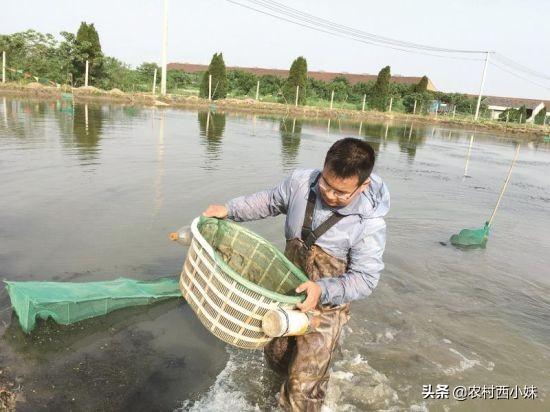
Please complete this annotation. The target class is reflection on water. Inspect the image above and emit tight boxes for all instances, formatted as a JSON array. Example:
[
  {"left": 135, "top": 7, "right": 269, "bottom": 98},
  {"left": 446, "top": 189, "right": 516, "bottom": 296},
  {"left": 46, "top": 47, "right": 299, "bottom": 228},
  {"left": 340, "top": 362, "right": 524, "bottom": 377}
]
[
  {"left": 198, "top": 111, "right": 226, "bottom": 159},
  {"left": 72, "top": 104, "right": 104, "bottom": 161},
  {"left": 153, "top": 110, "right": 165, "bottom": 217},
  {"left": 279, "top": 118, "right": 302, "bottom": 170},
  {"left": 53, "top": 102, "right": 105, "bottom": 164},
  {"left": 1, "top": 98, "right": 550, "bottom": 411}
]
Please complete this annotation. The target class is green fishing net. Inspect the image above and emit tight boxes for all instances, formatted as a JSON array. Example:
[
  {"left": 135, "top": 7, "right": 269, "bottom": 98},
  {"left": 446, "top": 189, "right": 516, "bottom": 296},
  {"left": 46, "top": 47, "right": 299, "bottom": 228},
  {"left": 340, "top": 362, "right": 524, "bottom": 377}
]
[
  {"left": 450, "top": 221, "right": 490, "bottom": 248},
  {"left": 197, "top": 217, "right": 308, "bottom": 300},
  {"left": 4, "top": 277, "right": 181, "bottom": 333}
]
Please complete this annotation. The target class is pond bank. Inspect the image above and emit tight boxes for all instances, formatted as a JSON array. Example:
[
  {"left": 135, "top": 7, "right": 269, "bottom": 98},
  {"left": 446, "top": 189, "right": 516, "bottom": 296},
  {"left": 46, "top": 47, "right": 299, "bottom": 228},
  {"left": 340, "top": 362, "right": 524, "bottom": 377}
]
[{"left": 1, "top": 82, "right": 548, "bottom": 139}]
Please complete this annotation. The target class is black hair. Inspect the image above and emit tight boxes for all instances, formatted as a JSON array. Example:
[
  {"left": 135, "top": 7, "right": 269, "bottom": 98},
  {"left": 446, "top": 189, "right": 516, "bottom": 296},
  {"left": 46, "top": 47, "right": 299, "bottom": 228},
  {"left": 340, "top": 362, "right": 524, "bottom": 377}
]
[{"left": 324, "top": 137, "right": 376, "bottom": 183}]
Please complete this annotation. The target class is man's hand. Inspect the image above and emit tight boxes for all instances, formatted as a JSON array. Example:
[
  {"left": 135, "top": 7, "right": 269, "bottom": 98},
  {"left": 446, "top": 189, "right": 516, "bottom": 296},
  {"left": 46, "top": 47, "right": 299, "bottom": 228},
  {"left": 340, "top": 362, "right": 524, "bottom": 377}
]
[
  {"left": 203, "top": 204, "right": 228, "bottom": 219},
  {"left": 295, "top": 281, "right": 322, "bottom": 312}
]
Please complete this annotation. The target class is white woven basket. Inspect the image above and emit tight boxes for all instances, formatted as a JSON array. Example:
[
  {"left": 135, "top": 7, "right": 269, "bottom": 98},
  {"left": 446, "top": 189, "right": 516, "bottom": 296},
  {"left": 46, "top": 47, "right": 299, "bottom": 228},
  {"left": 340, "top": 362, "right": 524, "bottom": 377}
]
[{"left": 180, "top": 217, "right": 307, "bottom": 350}]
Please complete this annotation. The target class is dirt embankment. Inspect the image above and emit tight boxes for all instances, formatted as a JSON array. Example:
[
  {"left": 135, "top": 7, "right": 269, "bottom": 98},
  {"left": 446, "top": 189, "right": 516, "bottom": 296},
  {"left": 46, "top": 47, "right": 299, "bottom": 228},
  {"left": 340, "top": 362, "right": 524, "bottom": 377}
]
[{"left": 1, "top": 83, "right": 548, "bottom": 139}]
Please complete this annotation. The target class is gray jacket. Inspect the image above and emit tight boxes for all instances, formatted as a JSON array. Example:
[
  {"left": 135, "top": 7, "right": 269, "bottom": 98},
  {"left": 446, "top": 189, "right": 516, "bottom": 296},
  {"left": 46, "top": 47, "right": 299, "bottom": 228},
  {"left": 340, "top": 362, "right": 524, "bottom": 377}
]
[{"left": 225, "top": 169, "right": 390, "bottom": 306}]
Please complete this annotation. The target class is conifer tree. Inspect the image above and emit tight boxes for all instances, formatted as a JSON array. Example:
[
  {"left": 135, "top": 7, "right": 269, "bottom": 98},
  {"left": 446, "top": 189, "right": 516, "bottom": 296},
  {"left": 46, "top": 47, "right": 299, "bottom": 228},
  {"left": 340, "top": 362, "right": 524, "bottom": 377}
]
[
  {"left": 200, "top": 53, "right": 227, "bottom": 99},
  {"left": 370, "top": 65, "right": 391, "bottom": 111},
  {"left": 73, "top": 22, "right": 104, "bottom": 84},
  {"left": 283, "top": 56, "right": 308, "bottom": 105},
  {"left": 414, "top": 76, "right": 429, "bottom": 93}
]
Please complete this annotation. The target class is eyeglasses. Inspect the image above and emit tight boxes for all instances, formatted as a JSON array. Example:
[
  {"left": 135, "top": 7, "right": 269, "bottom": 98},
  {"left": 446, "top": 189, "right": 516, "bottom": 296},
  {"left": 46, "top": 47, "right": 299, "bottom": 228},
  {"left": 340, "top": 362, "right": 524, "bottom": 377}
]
[{"left": 318, "top": 174, "right": 369, "bottom": 201}]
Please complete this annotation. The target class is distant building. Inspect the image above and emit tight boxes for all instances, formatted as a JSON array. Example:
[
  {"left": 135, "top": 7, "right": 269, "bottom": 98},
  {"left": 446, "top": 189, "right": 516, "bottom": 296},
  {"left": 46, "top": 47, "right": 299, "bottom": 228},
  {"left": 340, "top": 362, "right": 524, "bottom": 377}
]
[
  {"left": 483, "top": 95, "right": 549, "bottom": 122},
  {"left": 167, "top": 63, "right": 437, "bottom": 91}
]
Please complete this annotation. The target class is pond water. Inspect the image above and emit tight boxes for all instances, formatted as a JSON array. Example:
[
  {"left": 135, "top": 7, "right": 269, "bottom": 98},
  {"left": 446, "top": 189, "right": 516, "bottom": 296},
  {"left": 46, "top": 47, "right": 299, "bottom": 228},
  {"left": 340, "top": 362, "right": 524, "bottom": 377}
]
[{"left": 0, "top": 97, "right": 549, "bottom": 411}]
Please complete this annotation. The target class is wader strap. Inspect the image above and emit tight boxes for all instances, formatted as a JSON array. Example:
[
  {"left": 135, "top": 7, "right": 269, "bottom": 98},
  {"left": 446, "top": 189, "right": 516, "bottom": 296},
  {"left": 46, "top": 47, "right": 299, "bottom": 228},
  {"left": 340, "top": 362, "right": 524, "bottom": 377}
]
[{"left": 301, "top": 172, "right": 345, "bottom": 249}]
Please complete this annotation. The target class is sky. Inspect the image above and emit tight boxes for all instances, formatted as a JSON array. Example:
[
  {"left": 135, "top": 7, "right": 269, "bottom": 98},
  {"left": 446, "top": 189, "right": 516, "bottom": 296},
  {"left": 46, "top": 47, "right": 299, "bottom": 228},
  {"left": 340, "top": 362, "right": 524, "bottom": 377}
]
[{"left": 2, "top": 0, "right": 549, "bottom": 100}]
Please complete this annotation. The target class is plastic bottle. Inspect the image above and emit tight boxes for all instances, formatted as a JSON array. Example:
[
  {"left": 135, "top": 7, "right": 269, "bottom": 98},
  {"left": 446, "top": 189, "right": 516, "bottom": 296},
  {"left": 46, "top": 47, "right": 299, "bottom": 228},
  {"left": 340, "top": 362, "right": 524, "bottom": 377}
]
[
  {"left": 262, "top": 308, "right": 310, "bottom": 337},
  {"left": 169, "top": 225, "right": 193, "bottom": 246}
]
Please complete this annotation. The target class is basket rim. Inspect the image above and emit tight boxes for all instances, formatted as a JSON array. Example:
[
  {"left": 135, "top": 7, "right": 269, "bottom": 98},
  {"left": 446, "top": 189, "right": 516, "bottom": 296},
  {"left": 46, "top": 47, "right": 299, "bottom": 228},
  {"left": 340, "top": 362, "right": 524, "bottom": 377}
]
[{"left": 190, "top": 216, "right": 307, "bottom": 304}]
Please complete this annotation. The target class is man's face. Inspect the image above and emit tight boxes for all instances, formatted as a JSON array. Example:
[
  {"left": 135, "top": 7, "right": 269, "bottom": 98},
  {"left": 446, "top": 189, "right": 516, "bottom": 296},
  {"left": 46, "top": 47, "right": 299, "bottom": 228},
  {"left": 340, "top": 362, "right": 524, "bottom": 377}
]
[{"left": 318, "top": 167, "right": 370, "bottom": 208}]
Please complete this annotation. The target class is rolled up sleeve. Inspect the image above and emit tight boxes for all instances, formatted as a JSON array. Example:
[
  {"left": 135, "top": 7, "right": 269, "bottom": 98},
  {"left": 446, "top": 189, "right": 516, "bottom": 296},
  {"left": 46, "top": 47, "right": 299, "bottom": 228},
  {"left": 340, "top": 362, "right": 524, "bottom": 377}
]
[
  {"left": 225, "top": 175, "right": 292, "bottom": 222},
  {"left": 316, "top": 219, "right": 386, "bottom": 306}
]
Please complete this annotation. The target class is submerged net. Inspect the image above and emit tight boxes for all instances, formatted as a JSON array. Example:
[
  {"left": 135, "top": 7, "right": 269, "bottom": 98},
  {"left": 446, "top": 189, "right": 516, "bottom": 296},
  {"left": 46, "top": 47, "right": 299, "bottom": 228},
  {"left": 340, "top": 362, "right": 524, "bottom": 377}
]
[
  {"left": 450, "top": 221, "right": 490, "bottom": 248},
  {"left": 5, "top": 277, "right": 181, "bottom": 333}
]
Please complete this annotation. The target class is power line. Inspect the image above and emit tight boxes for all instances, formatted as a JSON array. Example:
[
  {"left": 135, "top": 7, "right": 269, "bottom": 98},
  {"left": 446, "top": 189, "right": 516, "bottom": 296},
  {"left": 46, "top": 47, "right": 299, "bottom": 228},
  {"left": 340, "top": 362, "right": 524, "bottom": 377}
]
[
  {"left": 493, "top": 53, "right": 550, "bottom": 82},
  {"left": 225, "top": 0, "right": 550, "bottom": 94},
  {"left": 490, "top": 61, "right": 550, "bottom": 92},
  {"left": 225, "top": 0, "right": 485, "bottom": 61},
  {"left": 246, "top": 0, "right": 485, "bottom": 54}
]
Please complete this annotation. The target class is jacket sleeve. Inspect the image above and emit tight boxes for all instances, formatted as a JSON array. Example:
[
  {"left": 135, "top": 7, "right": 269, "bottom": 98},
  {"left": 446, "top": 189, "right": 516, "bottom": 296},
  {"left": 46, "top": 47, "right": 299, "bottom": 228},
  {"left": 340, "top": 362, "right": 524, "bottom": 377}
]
[
  {"left": 224, "top": 175, "right": 292, "bottom": 222},
  {"left": 315, "top": 219, "right": 386, "bottom": 306}
]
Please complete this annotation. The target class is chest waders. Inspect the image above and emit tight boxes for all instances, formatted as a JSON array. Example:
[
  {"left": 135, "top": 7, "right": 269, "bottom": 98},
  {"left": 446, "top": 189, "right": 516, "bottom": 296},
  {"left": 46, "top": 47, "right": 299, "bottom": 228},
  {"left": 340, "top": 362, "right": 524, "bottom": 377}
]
[{"left": 264, "top": 173, "right": 351, "bottom": 412}]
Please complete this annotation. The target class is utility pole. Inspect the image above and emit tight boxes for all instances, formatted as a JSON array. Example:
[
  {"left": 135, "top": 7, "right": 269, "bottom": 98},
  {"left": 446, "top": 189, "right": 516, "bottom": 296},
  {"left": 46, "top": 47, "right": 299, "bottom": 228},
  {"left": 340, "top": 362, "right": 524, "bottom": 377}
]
[
  {"left": 160, "top": 0, "right": 168, "bottom": 96},
  {"left": 413, "top": 100, "right": 417, "bottom": 115},
  {"left": 361, "top": 94, "right": 366, "bottom": 112},
  {"left": 152, "top": 68, "right": 157, "bottom": 94},
  {"left": 330, "top": 90, "right": 334, "bottom": 110},
  {"left": 255, "top": 80, "right": 260, "bottom": 100},
  {"left": 295, "top": 85, "right": 299, "bottom": 107},
  {"left": 208, "top": 74, "right": 212, "bottom": 100},
  {"left": 388, "top": 97, "right": 393, "bottom": 112},
  {"left": 474, "top": 51, "right": 490, "bottom": 121}
]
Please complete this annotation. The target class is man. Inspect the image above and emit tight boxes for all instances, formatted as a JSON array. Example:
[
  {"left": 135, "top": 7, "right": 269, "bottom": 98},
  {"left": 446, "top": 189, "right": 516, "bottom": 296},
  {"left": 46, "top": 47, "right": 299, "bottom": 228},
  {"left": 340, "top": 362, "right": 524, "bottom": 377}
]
[{"left": 203, "top": 137, "right": 390, "bottom": 411}]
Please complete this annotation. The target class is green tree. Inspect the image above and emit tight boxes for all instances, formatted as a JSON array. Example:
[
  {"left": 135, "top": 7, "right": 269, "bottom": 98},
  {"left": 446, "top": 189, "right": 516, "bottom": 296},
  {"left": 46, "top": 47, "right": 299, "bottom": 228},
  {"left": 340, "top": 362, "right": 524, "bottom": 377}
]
[
  {"left": 329, "top": 75, "right": 351, "bottom": 103},
  {"left": 370, "top": 65, "right": 391, "bottom": 111},
  {"left": 414, "top": 76, "right": 429, "bottom": 93},
  {"left": 0, "top": 30, "right": 63, "bottom": 83},
  {"left": 73, "top": 22, "right": 104, "bottom": 85},
  {"left": 283, "top": 56, "right": 307, "bottom": 105},
  {"left": 227, "top": 70, "right": 258, "bottom": 96},
  {"left": 307, "top": 78, "right": 330, "bottom": 100},
  {"left": 98, "top": 56, "right": 136, "bottom": 91},
  {"left": 258, "top": 74, "right": 284, "bottom": 96},
  {"left": 499, "top": 106, "right": 528, "bottom": 123},
  {"left": 351, "top": 81, "right": 373, "bottom": 105},
  {"left": 200, "top": 53, "right": 227, "bottom": 99},
  {"left": 534, "top": 108, "right": 546, "bottom": 125}
]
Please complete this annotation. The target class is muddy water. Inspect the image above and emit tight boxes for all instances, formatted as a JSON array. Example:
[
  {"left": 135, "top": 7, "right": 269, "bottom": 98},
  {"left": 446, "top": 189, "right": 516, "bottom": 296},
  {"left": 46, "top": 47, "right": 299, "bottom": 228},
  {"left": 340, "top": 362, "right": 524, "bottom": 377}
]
[{"left": 0, "top": 98, "right": 549, "bottom": 411}]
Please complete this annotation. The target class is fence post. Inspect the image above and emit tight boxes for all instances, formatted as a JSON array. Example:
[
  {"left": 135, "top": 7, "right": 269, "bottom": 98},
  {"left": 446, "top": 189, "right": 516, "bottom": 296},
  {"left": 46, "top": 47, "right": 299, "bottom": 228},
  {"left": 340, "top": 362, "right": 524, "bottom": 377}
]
[
  {"left": 361, "top": 94, "right": 366, "bottom": 112},
  {"left": 452, "top": 106, "right": 456, "bottom": 119},
  {"left": 295, "top": 85, "right": 299, "bottom": 107},
  {"left": 388, "top": 97, "right": 393, "bottom": 112},
  {"left": 208, "top": 74, "right": 212, "bottom": 100},
  {"left": 2, "top": 51, "right": 5, "bottom": 84},
  {"left": 152, "top": 68, "right": 157, "bottom": 95},
  {"left": 85, "top": 60, "right": 89, "bottom": 87},
  {"left": 255, "top": 80, "right": 260, "bottom": 100},
  {"left": 330, "top": 90, "right": 334, "bottom": 110},
  {"left": 412, "top": 100, "right": 417, "bottom": 115}
]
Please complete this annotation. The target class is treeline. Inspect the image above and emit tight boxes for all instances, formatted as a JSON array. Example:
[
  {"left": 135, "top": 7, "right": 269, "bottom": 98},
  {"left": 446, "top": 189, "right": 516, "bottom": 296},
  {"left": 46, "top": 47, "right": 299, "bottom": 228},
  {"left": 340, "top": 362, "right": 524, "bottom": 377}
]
[
  {"left": 193, "top": 53, "right": 485, "bottom": 115},
  {"left": 1, "top": 25, "right": 487, "bottom": 116}
]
